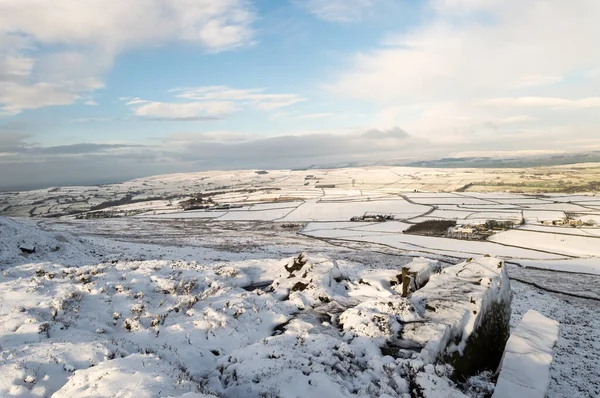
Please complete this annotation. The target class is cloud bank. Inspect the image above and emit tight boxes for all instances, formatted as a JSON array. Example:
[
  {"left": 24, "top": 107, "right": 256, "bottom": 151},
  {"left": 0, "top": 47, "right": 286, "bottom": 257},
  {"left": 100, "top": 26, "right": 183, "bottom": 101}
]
[
  {"left": 330, "top": 0, "right": 600, "bottom": 142},
  {"left": 3, "top": 124, "right": 598, "bottom": 190}
]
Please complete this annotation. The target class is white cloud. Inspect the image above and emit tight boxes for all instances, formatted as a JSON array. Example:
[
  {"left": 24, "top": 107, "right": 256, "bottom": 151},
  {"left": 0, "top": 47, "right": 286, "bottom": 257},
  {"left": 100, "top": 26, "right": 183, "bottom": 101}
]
[
  {"left": 510, "top": 75, "right": 563, "bottom": 89},
  {"left": 167, "top": 131, "right": 259, "bottom": 143},
  {"left": 255, "top": 98, "right": 306, "bottom": 110},
  {"left": 70, "top": 117, "right": 116, "bottom": 124},
  {"left": 271, "top": 111, "right": 346, "bottom": 121},
  {"left": 484, "top": 97, "right": 600, "bottom": 109},
  {"left": 0, "top": 55, "right": 33, "bottom": 80},
  {"left": 294, "top": 0, "right": 387, "bottom": 22},
  {"left": 585, "top": 69, "right": 600, "bottom": 79},
  {"left": 172, "top": 86, "right": 306, "bottom": 110},
  {"left": 133, "top": 101, "right": 237, "bottom": 120},
  {"left": 329, "top": 0, "right": 600, "bottom": 144},
  {"left": 494, "top": 115, "right": 536, "bottom": 124},
  {"left": 332, "top": 0, "right": 600, "bottom": 101},
  {"left": 431, "top": 0, "right": 501, "bottom": 14},
  {"left": 0, "top": 81, "right": 103, "bottom": 116},
  {"left": 291, "top": 112, "right": 339, "bottom": 120},
  {"left": 0, "top": 0, "right": 255, "bottom": 51},
  {"left": 0, "top": 0, "right": 256, "bottom": 115},
  {"left": 125, "top": 86, "right": 306, "bottom": 121},
  {"left": 125, "top": 98, "right": 153, "bottom": 106}
]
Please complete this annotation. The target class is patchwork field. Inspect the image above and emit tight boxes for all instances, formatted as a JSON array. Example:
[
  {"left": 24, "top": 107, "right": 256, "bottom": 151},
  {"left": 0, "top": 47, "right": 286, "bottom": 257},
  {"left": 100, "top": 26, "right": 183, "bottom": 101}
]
[{"left": 2, "top": 163, "right": 600, "bottom": 219}]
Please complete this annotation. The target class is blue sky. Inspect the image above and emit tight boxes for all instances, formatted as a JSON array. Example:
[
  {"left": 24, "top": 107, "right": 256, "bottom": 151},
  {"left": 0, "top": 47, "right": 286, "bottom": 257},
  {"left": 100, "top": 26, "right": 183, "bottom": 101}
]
[{"left": 1, "top": 0, "right": 600, "bottom": 188}]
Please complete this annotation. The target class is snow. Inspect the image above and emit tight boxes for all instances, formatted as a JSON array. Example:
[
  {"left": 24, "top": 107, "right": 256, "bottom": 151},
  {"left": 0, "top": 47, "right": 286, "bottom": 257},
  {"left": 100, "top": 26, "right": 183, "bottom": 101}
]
[
  {"left": 515, "top": 258, "right": 600, "bottom": 276},
  {"left": 0, "top": 216, "right": 532, "bottom": 397},
  {"left": 347, "top": 268, "right": 404, "bottom": 298},
  {"left": 216, "top": 207, "right": 296, "bottom": 221},
  {"left": 520, "top": 224, "right": 600, "bottom": 237},
  {"left": 489, "top": 229, "right": 600, "bottom": 257},
  {"left": 414, "top": 209, "right": 475, "bottom": 220},
  {"left": 408, "top": 197, "right": 494, "bottom": 205},
  {"left": 53, "top": 354, "right": 215, "bottom": 398},
  {"left": 136, "top": 199, "right": 428, "bottom": 223},
  {"left": 463, "top": 211, "right": 522, "bottom": 222},
  {"left": 492, "top": 310, "right": 559, "bottom": 398},
  {"left": 1, "top": 218, "right": 485, "bottom": 397},
  {"left": 281, "top": 199, "right": 430, "bottom": 222},
  {"left": 302, "top": 221, "right": 372, "bottom": 233},
  {"left": 523, "top": 203, "right": 592, "bottom": 212},
  {"left": 339, "top": 296, "right": 420, "bottom": 340},
  {"left": 242, "top": 201, "right": 304, "bottom": 211},
  {"left": 302, "top": 226, "right": 566, "bottom": 260},
  {"left": 0, "top": 217, "right": 97, "bottom": 268},
  {"left": 141, "top": 211, "right": 227, "bottom": 219},
  {"left": 487, "top": 197, "right": 553, "bottom": 204},
  {"left": 404, "top": 257, "right": 441, "bottom": 289},
  {"left": 523, "top": 210, "right": 566, "bottom": 222},
  {"left": 268, "top": 253, "right": 351, "bottom": 308},
  {"left": 351, "top": 221, "right": 413, "bottom": 233},
  {"left": 537, "top": 194, "right": 599, "bottom": 203}
]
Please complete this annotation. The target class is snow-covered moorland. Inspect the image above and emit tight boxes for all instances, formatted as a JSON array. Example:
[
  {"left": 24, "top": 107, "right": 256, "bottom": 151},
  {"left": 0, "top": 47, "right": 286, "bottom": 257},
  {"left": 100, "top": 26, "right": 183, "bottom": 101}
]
[
  {"left": 1, "top": 216, "right": 518, "bottom": 397},
  {"left": 2, "top": 166, "right": 600, "bottom": 397}
]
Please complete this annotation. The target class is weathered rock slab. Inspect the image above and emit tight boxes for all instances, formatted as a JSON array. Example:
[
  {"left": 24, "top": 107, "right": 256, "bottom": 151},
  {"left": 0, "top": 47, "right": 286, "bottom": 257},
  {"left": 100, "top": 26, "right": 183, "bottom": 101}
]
[{"left": 492, "top": 309, "right": 559, "bottom": 398}]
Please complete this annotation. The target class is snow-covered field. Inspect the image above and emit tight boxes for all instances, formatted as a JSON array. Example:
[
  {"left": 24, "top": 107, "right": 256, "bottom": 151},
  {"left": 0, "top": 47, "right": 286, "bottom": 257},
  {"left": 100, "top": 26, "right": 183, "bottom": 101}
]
[
  {"left": 300, "top": 223, "right": 567, "bottom": 260},
  {"left": 2, "top": 165, "right": 600, "bottom": 219},
  {"left": 489, "top": 229, "right": 600, "bottom": 257},
  {"left": 1, "top": 167, "right": 600, "bottom": 397}
]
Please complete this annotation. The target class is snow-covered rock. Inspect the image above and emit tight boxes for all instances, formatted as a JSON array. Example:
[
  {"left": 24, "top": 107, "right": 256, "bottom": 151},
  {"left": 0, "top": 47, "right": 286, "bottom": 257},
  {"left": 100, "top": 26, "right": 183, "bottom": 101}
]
[
  {"left": 492, "top": 310, "right": 559, "bottom": 398},
  {"left": 404, "top": 257, "right": 441, "bottom": 290},
  {"left": 408, "top": 256, "right": 512, "bottom": 379},
  {"left": 0, "top": 216, "right": 97, "bottom": 268},
  {"left": 339, "top": 296, "right": 420, "bottom": 341},
  {"left": 18, "top": 242, "right": 35, "bottom": 254},
  {"left": 269, "top": 253, "right": 350, "bottom": 309}
]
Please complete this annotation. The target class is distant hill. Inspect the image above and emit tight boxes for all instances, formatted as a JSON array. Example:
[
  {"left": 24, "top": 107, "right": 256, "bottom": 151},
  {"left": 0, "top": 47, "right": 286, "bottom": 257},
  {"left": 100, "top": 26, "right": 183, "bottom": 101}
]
[
  {"left": 405, "top": 152, "right": 600, "bottom": 168},
  {"left": 308, "top": 151, "right": 600, "bottom": 170}
]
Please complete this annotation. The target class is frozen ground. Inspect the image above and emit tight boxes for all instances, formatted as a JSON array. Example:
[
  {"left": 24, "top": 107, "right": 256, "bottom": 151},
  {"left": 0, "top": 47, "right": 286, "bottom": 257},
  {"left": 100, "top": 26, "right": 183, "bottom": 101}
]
[
  {"left": 510, "top": 281, "right": 600, "bottom": 397},
  {"left": 1, "top": 215, "right": 599, "bottom": 397},
  {"left": 0, "top": 217, "right": 496, "bottom": 397},
  {"left": 1, "top": 168, "right": 600, "bottom": 397}
]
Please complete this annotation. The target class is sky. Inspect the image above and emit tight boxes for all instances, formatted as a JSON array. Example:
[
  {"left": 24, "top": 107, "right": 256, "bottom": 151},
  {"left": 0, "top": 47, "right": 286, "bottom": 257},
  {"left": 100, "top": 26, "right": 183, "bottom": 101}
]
[{"left": 1, "top": 0, "right": 600, "bottom": 189}]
